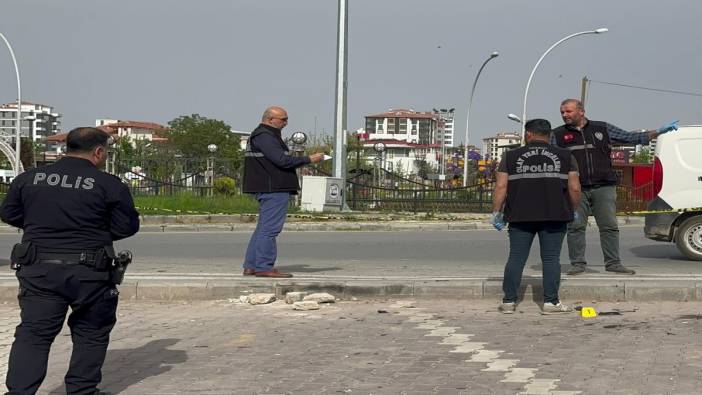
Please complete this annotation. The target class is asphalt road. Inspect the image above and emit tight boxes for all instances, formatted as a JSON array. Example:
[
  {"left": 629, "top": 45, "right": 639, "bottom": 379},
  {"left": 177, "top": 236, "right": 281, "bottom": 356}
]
[{"left": 1, "top": 225, "right": 698, "bottom": 278}]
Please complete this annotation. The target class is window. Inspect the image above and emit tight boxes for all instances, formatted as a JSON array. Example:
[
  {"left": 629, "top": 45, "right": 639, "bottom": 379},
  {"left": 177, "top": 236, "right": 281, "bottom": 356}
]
[
  {"left": 398, "top": 118, "right": 407, "bottom": 133},
  {"left": 386, "top": 118, "right": 396, "bottom": 134}
]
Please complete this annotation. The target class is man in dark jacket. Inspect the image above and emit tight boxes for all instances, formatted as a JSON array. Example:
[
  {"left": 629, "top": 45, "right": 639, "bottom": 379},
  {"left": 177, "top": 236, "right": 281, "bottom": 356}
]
[
  {"left": 552, "top": 99, "right": 678, "bottom": 275},
  {"left": 492, "top": 119, "right": 581, "bottom": 314},
  {"left": 1, "top": 127, "right": 140, "bottom": 395},
  {"left": 242, "top": 106, "right": 324, "bottom": 278}
]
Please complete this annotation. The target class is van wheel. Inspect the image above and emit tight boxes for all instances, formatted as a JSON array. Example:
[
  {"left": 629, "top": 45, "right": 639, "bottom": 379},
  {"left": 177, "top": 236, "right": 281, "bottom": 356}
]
[{"left": 675, "top": 216, "right": 702, "bottom": 261}]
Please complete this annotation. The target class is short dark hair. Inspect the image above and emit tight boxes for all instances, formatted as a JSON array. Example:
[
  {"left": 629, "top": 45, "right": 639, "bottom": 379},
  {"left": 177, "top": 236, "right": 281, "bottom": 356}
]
[
  {"left": 560, "top": 98, "right": 584, "bottom": 110},
  {"left": 66, "top": 127, "right": 110, "bottom": 153},
  {"left": 524, "top": 119, "right": 552, "bottom": 136}
]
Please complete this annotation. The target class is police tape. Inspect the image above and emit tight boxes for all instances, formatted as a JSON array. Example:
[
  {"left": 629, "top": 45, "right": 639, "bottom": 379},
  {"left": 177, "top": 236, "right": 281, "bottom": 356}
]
[{"left": 616, "top": 207, "right": 702, "bottom": 216}]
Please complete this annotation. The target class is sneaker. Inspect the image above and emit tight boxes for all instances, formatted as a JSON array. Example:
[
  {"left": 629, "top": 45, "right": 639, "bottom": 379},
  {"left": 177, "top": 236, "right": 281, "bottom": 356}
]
[
  {"left": 606, "top": 264, "right": 636, "bottom": 275},
  {"left": 498, "top": 302, "right": 516, "bottom": 314},
  {"left": 541, "top": 302, "right": 573, "bottom": 315},
  {"left": 566, "top": 263, "right": 586, "bottom": 276}
]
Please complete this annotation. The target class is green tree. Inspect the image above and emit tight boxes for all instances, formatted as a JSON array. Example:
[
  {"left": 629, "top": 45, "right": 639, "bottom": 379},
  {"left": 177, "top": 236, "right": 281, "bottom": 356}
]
[{"left": 167, "top": 114, "right": 241, "bottom": 163}]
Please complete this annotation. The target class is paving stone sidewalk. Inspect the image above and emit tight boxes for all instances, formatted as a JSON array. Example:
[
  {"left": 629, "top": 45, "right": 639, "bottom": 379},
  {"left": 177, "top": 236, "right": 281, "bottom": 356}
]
[{"left": 1, "top": 299, "right": 701, "bottom": 394}]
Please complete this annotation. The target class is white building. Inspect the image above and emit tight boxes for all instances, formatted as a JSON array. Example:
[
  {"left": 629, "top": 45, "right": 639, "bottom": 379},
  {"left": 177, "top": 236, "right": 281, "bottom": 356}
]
[
  {"left": 360, "top": 139, "right": 440, "bottom": 175},
  {"left": 0, "top": 101, "right": 61, "bottom": 141},
  {"left": 432, "top": 108, "right": 455, "bottom": 147},
  {"left": 362, "top": 109, "right": 446, "bottom": 175},
  {"left": 231, "top": 129, "right": 251, "bottom": 151},
  {"left": 364, "top": 108, "right": 442, "bottom": 145},
  {"left": 482, "top": 132, "right": 521, "bottom": 162},
  {"left": 95, "top": 119, "right": 167, "bottom": 143}
]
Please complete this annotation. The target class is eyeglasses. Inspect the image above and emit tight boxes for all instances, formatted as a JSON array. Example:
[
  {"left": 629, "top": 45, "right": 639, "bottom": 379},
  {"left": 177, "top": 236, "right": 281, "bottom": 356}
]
[{"left": 275, "top": 117, "right": 288, "bottom": 122}]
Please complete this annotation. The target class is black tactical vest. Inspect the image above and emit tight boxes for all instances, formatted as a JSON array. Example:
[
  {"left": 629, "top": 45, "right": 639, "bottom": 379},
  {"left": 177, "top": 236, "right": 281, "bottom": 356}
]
[
  {"left": 503, "top": 141, "right": 573, "bottom": 223},
  {"left": 552, "top": 120, "right": 617, "bottom": 187},
  {"left": 242, "top": 126, "right": 301, "bottom": 194}
]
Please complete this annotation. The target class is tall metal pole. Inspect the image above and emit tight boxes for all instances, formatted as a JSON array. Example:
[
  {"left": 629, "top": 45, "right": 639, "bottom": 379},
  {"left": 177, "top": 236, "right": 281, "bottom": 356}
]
[
  {"left": 332, "top": 0, "right": 348, "bottom": 207},
  {"left": 462, "top": 52, "right": 498, "bottom": 186},
  {"left": 580, "top": 75, "right": 589, "bottom": 110},
  {"left": 0, "top": 32, "right": 22, "bottom": 175},
  {"left": 521, "top": 28, "right": 607, "bottom": 144}
]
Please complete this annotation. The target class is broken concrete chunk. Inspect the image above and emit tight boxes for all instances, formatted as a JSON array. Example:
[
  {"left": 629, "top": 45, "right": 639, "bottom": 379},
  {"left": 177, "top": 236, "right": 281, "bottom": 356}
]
[
  {"left": 303, "top": 292, "right": 336, "bottom": 303},
  {"left": 292, "top": 301, "right": 320, "bottom": 311},
  {"left": 247, "top": 293, "right": 276, "bottom": 305},
  {"left": 285, "top": 292, "right": 308, "bottom": 304}
]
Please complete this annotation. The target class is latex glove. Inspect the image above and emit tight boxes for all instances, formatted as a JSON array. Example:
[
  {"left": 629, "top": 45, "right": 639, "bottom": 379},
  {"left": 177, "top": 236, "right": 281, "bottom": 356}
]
[
  {"left": 490, "top": 211, "right": 506, "bottom": 231},
  {"left": 573, "top": 211, "right": 580, "bottom": 222},
  {"left": 656, "top": 120, "right": 679, "bottom": 135}
]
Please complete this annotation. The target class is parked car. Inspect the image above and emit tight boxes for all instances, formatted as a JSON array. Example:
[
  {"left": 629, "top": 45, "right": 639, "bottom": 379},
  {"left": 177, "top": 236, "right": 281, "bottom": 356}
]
[{"left": 644, "top": 125, "right": 702, "bottom": 260}]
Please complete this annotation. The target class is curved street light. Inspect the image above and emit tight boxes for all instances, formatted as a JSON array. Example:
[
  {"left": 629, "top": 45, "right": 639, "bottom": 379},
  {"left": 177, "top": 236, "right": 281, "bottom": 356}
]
[
  {"left": 520, "top": 28, "right": 608, "bottom": 144},
  {"left": 0, "top": 32, "right": 23, "bottom": 176},
  {"left": 463, "top": 51, "right": 499, "bottom": 186}
]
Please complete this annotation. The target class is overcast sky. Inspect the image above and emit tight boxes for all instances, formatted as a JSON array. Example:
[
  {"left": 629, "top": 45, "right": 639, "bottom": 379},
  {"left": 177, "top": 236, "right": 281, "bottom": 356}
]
[{"left": 1, "top": 0, "right": 700, "bottom": 144}]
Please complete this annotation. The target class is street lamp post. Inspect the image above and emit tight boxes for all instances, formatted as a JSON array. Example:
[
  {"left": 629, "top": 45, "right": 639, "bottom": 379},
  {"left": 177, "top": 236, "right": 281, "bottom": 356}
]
[
  {"left": 0, "top": 32, "right": 23, "bottom": 176},
  {"left": 207, "top": 144, "right": 217, "bottom": 197},
  {"left": 463, "top": 51, "right": 499, "bottom": 187},
  {"left": 373, "top": 141, "right": 386, "bottom": 187},
  {"left": 520, "top": 28, "right": 608, "bottom": 144}
]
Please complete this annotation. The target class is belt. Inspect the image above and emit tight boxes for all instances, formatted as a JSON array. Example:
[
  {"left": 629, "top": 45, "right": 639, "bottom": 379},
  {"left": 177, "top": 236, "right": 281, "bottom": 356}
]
[{"left": 36, "top": 252, "right": 99, "bottom": 267}]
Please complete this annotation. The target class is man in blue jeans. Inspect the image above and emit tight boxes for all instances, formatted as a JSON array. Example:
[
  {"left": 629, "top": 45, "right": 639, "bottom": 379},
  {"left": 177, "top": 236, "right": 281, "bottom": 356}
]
[
  {"left": 491, "top": 119, "right": 581, "bottom": 314},
  {"left": 241, "top": 106, "right": 324, "bottom": 278}
]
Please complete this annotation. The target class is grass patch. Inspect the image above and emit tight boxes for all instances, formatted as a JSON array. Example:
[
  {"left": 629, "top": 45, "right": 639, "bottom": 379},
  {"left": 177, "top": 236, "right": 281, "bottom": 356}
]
[{"left": 134, "top": 194, "right": 261, "bottom": 215}]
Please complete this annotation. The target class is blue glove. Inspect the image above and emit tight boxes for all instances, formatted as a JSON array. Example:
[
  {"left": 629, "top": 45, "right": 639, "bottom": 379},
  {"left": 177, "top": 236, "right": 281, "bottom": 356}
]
[
  {"left": 657, "top": 120, "right": 679, "bottom": 135},
  {"left": 490, "top": 211, "right": 506, "bottom": 231},
  {"left": 573, "top": 211, "right": 580, "bottom": 222}
]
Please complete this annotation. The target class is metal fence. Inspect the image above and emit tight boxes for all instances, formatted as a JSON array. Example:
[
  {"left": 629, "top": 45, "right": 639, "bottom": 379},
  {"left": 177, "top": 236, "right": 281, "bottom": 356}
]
[
  {"left": 0, "top": 160, "right": 654, "bottom": 214},
  {"left": 115, "top": 158, "right": 241, "bottom": 196}
]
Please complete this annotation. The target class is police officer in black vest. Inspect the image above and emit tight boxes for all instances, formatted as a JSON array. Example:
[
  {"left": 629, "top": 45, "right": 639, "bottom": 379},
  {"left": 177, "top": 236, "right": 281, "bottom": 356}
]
[
  {"left": 241, "top": 106, "right": 324, "bottom": 278},
  {"left": 552, "top": 99, "right": 678, "bottom": 276},
  {"left": 491, "top": 119, "right": 581, "bottom": 314},
  {"left": 1, "top": 127, "right": 140, "bottom": 395}
]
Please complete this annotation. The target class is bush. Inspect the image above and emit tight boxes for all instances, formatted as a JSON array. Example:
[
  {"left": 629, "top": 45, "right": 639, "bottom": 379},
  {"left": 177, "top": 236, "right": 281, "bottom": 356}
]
[{"left": 213, "top": 176, "right": 237, "bottom": 196}]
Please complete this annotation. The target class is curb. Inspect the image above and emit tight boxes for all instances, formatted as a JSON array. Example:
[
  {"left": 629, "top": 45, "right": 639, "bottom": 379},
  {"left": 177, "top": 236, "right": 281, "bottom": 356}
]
[
  {"left": 2, "top": 275, "right": 699, "bottom": 303},
  {"left": 0, "top": 217, "right": 644, "bottom": 234}
]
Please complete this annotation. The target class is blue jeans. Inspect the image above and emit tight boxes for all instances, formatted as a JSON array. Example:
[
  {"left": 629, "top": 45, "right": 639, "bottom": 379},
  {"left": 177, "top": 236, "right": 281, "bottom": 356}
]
[
  {"left": 243, "top": 192, "right": 290, "bottom": 272},
  {"left": 502, "top": 221, "right": 567, "bottom": 304}
]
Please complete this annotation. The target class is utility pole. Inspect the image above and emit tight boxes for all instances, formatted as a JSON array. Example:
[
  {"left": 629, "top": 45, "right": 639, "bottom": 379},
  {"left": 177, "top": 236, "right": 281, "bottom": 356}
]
[
  {"left": 581, "top": 75, "right": 589, "bottom": 109},
  {"left": 332, "top": 0, "right": 348, "bottom": 209}
]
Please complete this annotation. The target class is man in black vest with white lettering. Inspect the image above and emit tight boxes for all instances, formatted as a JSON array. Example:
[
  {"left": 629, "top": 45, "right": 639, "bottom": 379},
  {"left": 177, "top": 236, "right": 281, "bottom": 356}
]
[
  {"left": 491, "top": 119, "right": 581, "bottom": 314},
  {"left": 552, "top": 99, "right": 678, "bottom": 275},
  {"left": 1, "top": 127, "right": 140, "bottom": 395},
  {"left": 242, "top": 106, "right": 324, "bottom": 278}
]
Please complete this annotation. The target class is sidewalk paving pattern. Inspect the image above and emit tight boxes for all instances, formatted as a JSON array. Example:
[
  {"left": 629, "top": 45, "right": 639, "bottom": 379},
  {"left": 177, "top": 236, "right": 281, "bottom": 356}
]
[{"left": 1, "top": 299, "right": 701, "bottom": 394}]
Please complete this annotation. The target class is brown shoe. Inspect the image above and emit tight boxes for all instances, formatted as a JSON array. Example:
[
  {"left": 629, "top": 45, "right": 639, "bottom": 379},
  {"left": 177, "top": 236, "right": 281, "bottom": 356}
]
[
  {"left": 243, "top": 268, "right": 256, "bottom": 276},
  {"left": 254, "top": 269, "right": 293, "bottom": 278}
]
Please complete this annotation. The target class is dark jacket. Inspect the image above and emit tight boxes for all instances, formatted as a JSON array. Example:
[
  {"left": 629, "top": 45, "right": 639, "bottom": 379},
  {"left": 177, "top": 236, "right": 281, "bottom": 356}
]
[
  {"left": 552, "top": 120, "right": 617, "bottom": 187},
  {"left": 0, "top": 156, "right": 140, "bottom": 250},
  {"left": 242, "top": 124, "right": 310, "bottom": 194},
  {"left": 501, "top": 141, "right": 575, "bottom": 223}
]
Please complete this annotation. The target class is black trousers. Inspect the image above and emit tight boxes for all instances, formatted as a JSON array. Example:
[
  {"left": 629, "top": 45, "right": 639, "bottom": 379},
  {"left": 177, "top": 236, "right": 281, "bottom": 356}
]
[{"left": 5, "top": 262, "right": 118, "bottom": 395}]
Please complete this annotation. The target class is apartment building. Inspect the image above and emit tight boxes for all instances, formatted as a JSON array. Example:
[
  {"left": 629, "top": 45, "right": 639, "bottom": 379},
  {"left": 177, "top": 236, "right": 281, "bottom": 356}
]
[
  {"left": 481, "top": 132, "right": 521, "bottom": 162},
  {"left": 0, "top": 101, "right": 61, "bottom": 141}
]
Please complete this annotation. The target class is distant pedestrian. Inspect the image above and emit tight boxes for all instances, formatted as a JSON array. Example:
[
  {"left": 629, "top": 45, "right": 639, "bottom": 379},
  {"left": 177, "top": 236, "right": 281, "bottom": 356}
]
[
  {"left": 491, "top": 119, "right": 581, "bottom": 314},
  {"left": 241, "top": 106, "right": 324, "bottom": 278},
  {"left": 552, "top": 99, "right": 678, "bottom": 275},
  {"left": 1, "top": 127, "right": 140, "bottom": 394}
]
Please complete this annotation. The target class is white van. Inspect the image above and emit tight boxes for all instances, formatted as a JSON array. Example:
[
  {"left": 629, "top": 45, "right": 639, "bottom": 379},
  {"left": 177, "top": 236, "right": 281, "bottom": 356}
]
[{"left": 644, "top": 125, "right": 702, "bottom": 260}]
